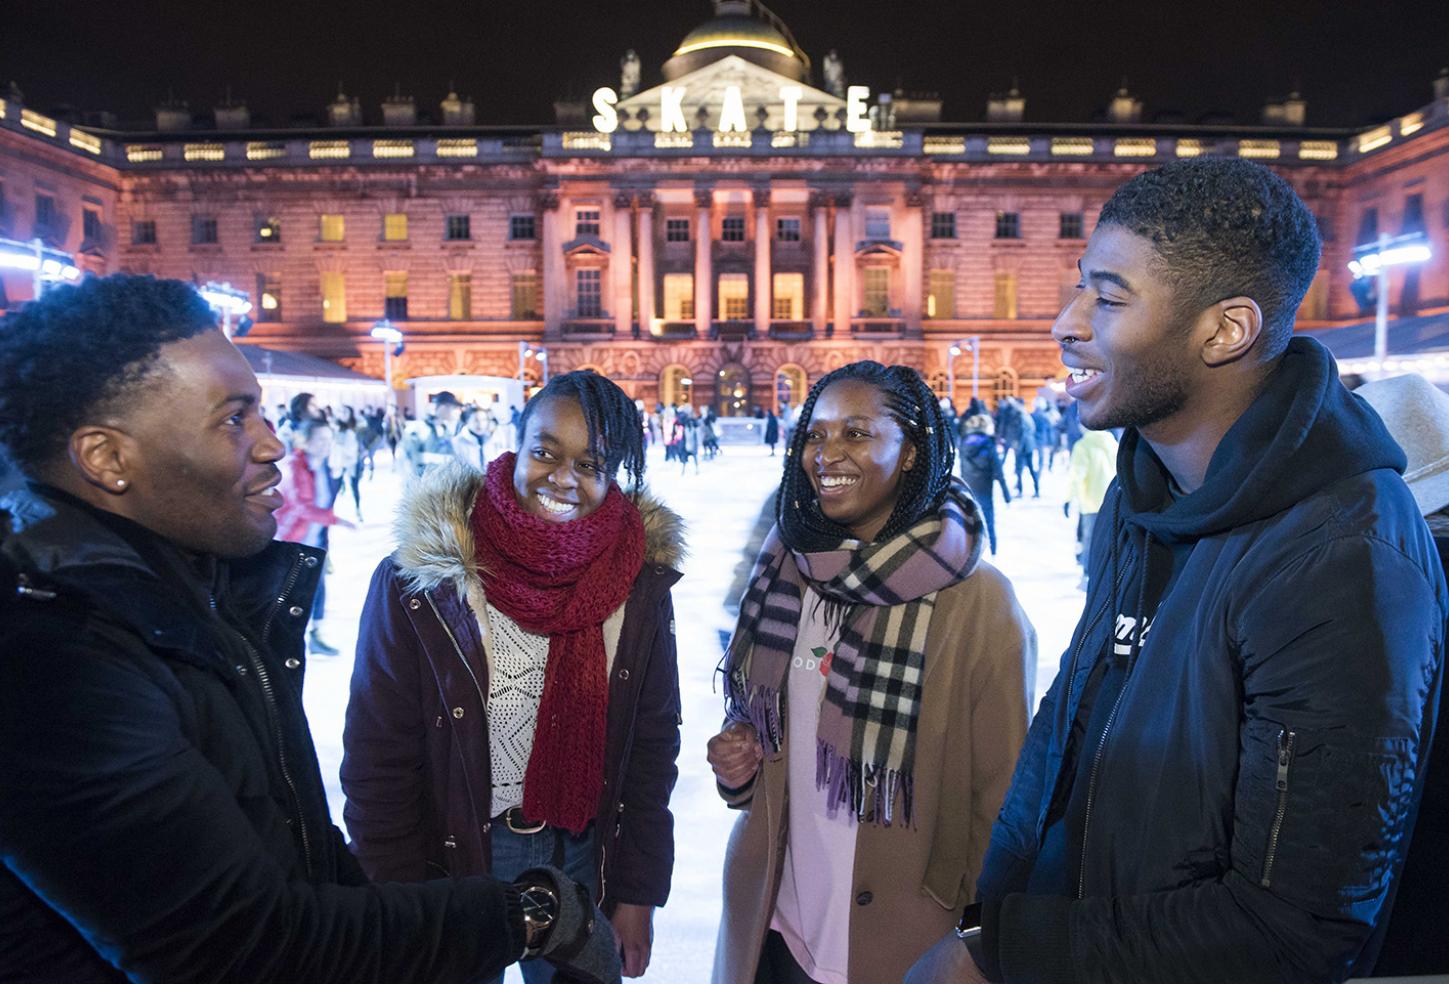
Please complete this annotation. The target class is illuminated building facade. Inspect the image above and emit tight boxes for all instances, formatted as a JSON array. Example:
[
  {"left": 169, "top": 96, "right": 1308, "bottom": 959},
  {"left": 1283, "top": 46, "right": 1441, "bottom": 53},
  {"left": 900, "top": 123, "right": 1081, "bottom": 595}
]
[{"left": 2, "top": 1, "right": 1447, "bottom": 409}]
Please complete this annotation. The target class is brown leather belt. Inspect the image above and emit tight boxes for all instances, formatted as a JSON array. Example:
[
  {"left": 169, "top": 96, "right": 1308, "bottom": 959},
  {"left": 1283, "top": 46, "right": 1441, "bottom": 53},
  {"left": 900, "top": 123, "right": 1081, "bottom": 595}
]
[{"left": 494, "top": 806, "right": 548, "bottom": 835}]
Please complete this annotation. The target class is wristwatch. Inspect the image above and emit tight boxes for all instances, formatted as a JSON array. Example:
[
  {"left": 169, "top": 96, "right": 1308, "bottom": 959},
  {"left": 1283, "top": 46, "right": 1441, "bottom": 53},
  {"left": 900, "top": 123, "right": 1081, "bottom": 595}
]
[
  {"left": 955, "top": 901, "right": 983, "bottom": 940},
  {"left": 518, "top": 883, "right": 559, "bottom": 958}
]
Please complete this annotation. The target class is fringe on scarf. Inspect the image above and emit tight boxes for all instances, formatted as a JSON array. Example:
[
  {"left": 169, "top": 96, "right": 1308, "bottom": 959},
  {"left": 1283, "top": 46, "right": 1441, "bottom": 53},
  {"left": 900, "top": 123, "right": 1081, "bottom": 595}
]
[
  {"left": 817, "top": 739, "right": 915, "bottom": 828},
  {"left": 721, "top": 657, "right": 784, "bottom": 754}
]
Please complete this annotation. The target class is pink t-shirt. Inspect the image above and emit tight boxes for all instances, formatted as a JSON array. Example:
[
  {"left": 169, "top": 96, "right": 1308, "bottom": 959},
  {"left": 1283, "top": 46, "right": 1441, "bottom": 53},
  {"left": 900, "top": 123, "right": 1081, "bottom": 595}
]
[{"left": 770, "top": 587, "right": 856, "bottom": 984}]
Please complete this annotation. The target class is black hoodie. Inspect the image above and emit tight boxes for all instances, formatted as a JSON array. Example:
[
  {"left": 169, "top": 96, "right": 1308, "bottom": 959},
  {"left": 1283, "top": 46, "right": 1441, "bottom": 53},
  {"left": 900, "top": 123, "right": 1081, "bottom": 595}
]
[{"left": 976, "top": 338, "right": 1448, "bottom": 984}]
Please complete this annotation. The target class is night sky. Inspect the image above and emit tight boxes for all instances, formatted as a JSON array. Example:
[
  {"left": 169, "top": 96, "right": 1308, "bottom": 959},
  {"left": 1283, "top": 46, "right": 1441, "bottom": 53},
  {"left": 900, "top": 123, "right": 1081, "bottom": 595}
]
[{"left": 3, "top": 0, "right": 1446, "bottom": 130}]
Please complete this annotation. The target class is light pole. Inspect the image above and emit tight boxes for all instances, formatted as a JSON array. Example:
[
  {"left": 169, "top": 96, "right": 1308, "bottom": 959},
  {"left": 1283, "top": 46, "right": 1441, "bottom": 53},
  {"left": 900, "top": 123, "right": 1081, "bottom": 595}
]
[
  {"left": 950, "top": 336, "right": 981, "bottom": 401},
  {"left": 1349, "top": 232, "right": 1432, "bottom": 372},
  {"left": 198, "top": 281, "right": 252, "bottom": 338},
  {"left": 371, "top": 319, "right": 404, "bottom": 411}
]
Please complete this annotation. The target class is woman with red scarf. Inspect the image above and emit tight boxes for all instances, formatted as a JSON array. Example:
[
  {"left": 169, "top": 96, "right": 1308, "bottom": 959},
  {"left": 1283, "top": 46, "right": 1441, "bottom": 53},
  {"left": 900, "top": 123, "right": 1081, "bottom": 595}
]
[{"left": 343, "top": 371, "right": 685, "bottom": 981}]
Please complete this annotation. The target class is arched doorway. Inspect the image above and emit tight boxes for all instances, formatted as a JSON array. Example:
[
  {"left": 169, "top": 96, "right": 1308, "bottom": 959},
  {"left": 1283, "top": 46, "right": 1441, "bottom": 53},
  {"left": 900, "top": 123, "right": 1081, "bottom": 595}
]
[
  {"left": 716, "top": 362, "right": 751, "bottom": 417},
  {"left": 992, "top": 367, "right": 1019, "bottom": 406},
  {"left": 659, "top": 363, "right": 694, "bottom": 408},
  {"left": 775, "top": 363, "right": 807, "bottom": 414}
]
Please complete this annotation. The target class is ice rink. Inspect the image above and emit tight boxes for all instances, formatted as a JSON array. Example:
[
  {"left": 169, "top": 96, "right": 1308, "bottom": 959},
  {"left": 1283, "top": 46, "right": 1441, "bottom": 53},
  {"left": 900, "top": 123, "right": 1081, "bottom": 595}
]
[{"left": 301, "top": 442, "right": 1088, "bottom": 982}]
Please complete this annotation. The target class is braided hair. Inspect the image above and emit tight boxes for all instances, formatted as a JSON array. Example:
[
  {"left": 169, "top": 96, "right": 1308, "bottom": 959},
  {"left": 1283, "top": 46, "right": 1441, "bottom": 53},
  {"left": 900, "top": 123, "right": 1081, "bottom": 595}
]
[
  {"left": 517, "top": 370, "right": 646, "bottom": 492},
  {"left": 778, "top": 361, "right": 956, "bottom": 553}
]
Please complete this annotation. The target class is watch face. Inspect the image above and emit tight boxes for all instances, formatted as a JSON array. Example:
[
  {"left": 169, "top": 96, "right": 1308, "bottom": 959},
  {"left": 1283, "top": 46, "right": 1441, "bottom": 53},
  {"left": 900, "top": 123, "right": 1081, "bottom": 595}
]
[{"left": 521, "top": 886, "right": 558, "bottom": 924}]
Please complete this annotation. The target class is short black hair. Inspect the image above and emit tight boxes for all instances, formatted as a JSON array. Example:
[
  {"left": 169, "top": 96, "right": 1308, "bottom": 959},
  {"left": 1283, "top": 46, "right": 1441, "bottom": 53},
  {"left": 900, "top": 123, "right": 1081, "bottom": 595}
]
[
  {"left": 0, "top": 274, "right": 217, "bottom": 473},
  {"left": 517, "top": 370, "right": 646, "bottom": 492},
  {"left": 778, "top": 361, "right": 955, "bottom": 552},
  {"left": 1098, "top": 157, "right": 1321, "bottom": 359}
]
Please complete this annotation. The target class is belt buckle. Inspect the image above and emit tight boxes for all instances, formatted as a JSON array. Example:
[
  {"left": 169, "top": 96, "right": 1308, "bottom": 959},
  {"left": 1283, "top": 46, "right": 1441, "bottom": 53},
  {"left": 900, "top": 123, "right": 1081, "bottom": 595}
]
[{"left": 505, "top": 808, "right": 547, "bottom": 835}]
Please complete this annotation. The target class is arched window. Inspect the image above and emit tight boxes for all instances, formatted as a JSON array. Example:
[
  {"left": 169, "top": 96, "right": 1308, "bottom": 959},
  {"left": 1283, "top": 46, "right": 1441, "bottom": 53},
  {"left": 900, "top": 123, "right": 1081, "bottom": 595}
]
[
  {"left": 774, "top": 364, "right": 807, "bottom": 413},
  {"left": 659, "top": 363, "right": 694, "bottom": 408},
  {"left": 716, "top": 362, "right": 751, "bottom": 417},
  {"left": 992, "top": 367, "right": 1019, "bottom": 407}
]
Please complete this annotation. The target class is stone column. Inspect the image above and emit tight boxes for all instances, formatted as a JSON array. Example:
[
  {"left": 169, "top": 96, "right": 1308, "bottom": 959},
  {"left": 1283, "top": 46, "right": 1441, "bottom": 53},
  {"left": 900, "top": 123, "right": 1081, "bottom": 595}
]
[
  {"left": 636, "top": 192, "right": 656, "bottom": 333},
  {"left": 539, "top": 191, "right": 564, "bottom": 337},
  {"left": 753, "top": 187, "right": 772, "bottom": 331},
  {"left": 612, "top": 191, "right": 633, "bottom": 336},
  {"left": 832, "top": 191, "right": 854, "bottom": 334},
  {"left": 694, "top": 187, "right": 713, "bottom": 336},
  {"left": 810, "top": 190, "right": 830, "bottom": 332},
  {"left": 902, "top": 188, "right": 925, "bottom": 334}
]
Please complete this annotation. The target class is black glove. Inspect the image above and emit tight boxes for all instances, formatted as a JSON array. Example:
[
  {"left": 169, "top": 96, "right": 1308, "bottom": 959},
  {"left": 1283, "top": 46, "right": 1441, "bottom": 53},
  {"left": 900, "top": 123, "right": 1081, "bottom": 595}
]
[{"left": 514, "top": 865, "right": 621, "bottom": 984}]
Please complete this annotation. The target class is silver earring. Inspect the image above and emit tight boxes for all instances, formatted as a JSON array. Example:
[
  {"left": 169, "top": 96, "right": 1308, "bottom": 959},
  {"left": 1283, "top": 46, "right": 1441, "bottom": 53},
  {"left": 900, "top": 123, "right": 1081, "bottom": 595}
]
[{"left": 115, "top": 480, "right": 126, "bottom": 488}]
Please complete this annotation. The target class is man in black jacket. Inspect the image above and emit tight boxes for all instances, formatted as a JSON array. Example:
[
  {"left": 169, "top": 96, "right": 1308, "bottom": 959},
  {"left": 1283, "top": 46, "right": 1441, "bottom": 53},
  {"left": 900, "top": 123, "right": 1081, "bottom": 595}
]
[
  {"left": 910, "top": 159, "right": 1446, "bottom": 984},
  {"left": 0, "top": 275, "right": 620, "bottom": 983}
]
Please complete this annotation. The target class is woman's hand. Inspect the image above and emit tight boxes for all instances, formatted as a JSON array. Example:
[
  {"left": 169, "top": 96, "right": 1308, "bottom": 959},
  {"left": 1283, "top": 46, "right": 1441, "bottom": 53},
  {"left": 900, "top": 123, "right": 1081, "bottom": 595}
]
[
  {"left": 610, "top": 902, "right": 653, "bottom": 977},
  {"left": 706, "top": 722, "right": 763, "bottom": 790}
]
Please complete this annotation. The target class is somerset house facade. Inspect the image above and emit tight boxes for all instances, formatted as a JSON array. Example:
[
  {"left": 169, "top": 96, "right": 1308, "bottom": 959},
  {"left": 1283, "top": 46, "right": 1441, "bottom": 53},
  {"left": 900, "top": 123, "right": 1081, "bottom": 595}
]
[{"left": 1, "top": 0, "right": 1447, "bottom": 411}]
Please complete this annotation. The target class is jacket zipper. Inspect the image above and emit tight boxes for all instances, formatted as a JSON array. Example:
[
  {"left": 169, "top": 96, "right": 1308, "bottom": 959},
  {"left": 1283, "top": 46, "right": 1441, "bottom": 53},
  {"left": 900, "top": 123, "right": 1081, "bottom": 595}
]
[
  {"left": 1063, "top": 559, "right": 1130, "bottom": 712},
  {"left": 1260, "top": 729, "right": 1296, "bottom": 888},
  {"left": 240, "top": 635, "right": 315, "bottom": 878},
  {"left": 424, "top": 593, "right": 490, "bottom": 852},
  {"left": 1076, "top": 682, "right": 1129, "bottom": 900},
  {"left": 211, "top": 551, "right": 315, "bottom": 877}
]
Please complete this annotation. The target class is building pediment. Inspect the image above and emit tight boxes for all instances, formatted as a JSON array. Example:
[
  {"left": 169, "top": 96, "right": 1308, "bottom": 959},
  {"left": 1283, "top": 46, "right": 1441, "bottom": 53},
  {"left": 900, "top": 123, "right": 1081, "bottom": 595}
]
[
  {"left": 618, "top": 55, "right": 844, "bottom": 132},
  {"left": 856, "top": 239, "right": 903, "bottom": 258},
  {"left": 563, "top": 235, "right": 612, "bottom": 257}
]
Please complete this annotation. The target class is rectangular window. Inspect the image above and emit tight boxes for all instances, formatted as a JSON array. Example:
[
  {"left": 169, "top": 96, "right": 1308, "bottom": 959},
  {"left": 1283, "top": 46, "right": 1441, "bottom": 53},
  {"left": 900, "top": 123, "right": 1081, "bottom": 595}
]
[
  {"left": 384, "top": 272, "right": 408, "bottom": 320},
  {"left": 0, "top": 181, "right": 7, "bottom": 218},
  {"left": 663, "top": 272, "right": 694, "bottom": 320},
  {"left": 257, "top": 216, "right": 281, "bottom": 243},
  {"left": 927, "top": 269, "right": 955, "bottom": 319},
  {"left": 510, "top": 272, "right": 540, "bottom": 319},
  {"left": 719, "top": 273, "right": 749, "bottom": 319},
  {"left": 1402, "top": 193, "right": 1426, "bottom": 234},
  {"left": 192, "top": 215, "right": 218, "bottom": 245},
  {"left": 930, "top": 211, "right": 956, "bottom": 239},
  {"left": 449, "top": 273, "right": 472, "bottom": 320},
  {"left": 1315, "top": 212, "right": 1335, "bottom": 243},
  {"left": 1356, "top": 207, "right": 1379, "bottom": 246},
  {"left": 1059, "top": 212, "right": 1084, "bottom": 239},
  {"left": 865, "top": 208, "right": 891, "bottom": 239},
  {"left": 34, "top": 193, "right": 55, "bottom": 230},
  {"left": 721, "top": 215, "right": 746, "bottom": 242},
  {"left": 446, "top": 214, "right": 471, "bottom": 241},
  {"left": 575, "top": 208, "right": 601, "bottom": 238},
  {"left": 321, "top": 271, "right": 346, "bottom": 323},
  {"left": 132, "top": 219, "right": 157, "bottom": 245},
  {"left": 776, "top": 217, "right": 801, "bottom": 242},
  {"left": 256, "top": 273, "right": 282, "bottom": 322},
  {"left": 994, "top": 271, "right": 1018, "bottom": 319},
  {"left": 772, "top": 272, "right": 804, "bottom": 320},
  {"left": 862, "top": 267, "right": 891, "bottom": 317},
  {"left": 508, "top": 214, "right": 535, "bottom": 241},
  {"left": 383, "top": 212, "right": 409, "bottom": 241},
  {"left": 995, "top": 211, "right": 1021, "bottom": 239},
  {"left": 665, "top": 217, "right": 690, "bottom": 242},
  {"left": 82, "top": 207, "right": 103, "bottom": 243},
  {"left": 576, "top": 268, "right": 602, "bottom": 317},
  {"left": 319, "top": 213, "right": 345, "bottom": 242}
]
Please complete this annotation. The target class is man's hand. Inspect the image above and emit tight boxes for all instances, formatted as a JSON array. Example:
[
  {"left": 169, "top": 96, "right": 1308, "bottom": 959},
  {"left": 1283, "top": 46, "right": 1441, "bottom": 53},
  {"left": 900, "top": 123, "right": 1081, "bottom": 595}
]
[
  {"left": 706, "top": 721, "right": 762, "bottom": 790},
  {"left": 905, "top": 932, "right": 991, "bottom": 984},
  {"left": 610, "top": 903, "right": 653, "bottom": 977}
]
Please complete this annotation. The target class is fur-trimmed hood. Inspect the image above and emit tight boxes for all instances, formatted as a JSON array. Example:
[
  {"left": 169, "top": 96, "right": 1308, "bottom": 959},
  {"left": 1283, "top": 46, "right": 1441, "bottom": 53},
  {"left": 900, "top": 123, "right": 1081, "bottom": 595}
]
[{"left": 392, "top": 461, "right": 686, "bottom": 602}]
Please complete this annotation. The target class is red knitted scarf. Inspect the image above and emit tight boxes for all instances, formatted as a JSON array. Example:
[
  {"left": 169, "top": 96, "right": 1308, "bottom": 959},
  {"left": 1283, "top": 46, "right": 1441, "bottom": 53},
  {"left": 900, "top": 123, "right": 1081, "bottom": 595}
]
[{"left": 470, "top": 452, "right": 645, "bottom": 833}]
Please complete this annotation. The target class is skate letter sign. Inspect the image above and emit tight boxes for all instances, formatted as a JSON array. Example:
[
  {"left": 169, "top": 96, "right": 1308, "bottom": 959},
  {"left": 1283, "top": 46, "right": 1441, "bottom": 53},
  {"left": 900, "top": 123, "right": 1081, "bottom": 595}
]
[{"left": 590, "top": 85, "right": 873, "bottom": 135}]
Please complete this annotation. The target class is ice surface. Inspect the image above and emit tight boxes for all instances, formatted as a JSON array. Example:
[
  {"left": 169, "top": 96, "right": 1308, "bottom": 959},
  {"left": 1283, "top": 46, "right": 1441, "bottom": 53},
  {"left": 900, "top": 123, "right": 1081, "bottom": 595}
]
[{"left": 303, "top": 444, "right": 1088, "bottom": 982}]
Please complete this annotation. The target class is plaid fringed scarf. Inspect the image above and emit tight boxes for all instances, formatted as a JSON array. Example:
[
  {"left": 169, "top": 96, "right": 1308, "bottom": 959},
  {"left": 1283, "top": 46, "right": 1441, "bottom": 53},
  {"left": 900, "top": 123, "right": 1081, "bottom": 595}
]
[{"left": 722, "top": 481, "right": 984, "bottom": 826}]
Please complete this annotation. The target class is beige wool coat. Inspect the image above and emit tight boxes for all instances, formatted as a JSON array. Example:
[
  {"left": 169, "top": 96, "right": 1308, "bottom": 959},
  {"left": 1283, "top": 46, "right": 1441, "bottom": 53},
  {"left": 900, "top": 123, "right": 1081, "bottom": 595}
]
[{"left": 712, "top": 561, "right": 1036, "bottom": 984}]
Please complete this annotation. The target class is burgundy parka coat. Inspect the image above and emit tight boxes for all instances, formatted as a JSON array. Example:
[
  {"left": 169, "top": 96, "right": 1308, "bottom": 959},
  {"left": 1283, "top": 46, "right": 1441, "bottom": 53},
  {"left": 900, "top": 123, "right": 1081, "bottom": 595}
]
[{"left": 341, "top": 463, "right": 686, "bottom": 908}]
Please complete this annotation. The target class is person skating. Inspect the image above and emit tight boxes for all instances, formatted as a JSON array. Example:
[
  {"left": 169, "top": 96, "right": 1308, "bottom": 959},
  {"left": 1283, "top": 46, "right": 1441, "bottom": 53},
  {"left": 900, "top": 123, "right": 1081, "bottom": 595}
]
[
  {"left": 1065, "top": 428, "right": 1118, "bottom": 590},
  {"left": 275, "top": 416, "right": 355, "bottom": 656},
  {"left": 957, "top": 414, "right": 1011, "bottom": 556},
  {"left": 0, "top": 274, "right": 621, "bottom": 984},
  {"left": 908, "top": 157, "right": 1446, "bottom": 984}
]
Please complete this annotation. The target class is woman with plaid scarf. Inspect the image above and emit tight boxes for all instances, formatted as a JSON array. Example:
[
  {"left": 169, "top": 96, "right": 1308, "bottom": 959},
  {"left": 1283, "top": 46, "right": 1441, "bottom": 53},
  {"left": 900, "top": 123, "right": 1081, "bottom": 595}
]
[{"left": 708, "top": 362, "right": 1037, "bottom": 984}]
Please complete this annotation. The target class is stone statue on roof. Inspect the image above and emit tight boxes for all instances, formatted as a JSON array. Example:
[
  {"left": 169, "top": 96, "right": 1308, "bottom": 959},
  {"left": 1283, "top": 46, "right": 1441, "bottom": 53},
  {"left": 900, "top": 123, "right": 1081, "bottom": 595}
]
[
  {"left": 621, "top": 50, "right": 641, "bottom": 98},
  {"left": 823, "top": 50, "right": 844, "bottom": 98}
]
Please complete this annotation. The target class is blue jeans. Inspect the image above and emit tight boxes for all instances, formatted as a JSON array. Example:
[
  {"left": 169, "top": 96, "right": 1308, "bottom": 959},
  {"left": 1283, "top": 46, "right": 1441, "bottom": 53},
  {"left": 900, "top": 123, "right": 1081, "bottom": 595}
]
[{"left": 482, "top": 822, "right": 599, "bottom": 984}]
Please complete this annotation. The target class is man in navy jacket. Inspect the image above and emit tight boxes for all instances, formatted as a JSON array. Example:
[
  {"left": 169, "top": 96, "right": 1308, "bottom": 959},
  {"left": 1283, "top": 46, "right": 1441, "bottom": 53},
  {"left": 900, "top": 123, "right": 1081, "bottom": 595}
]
[{"left": 911, "top": 159, "right": 1446, "bottom": 983}]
